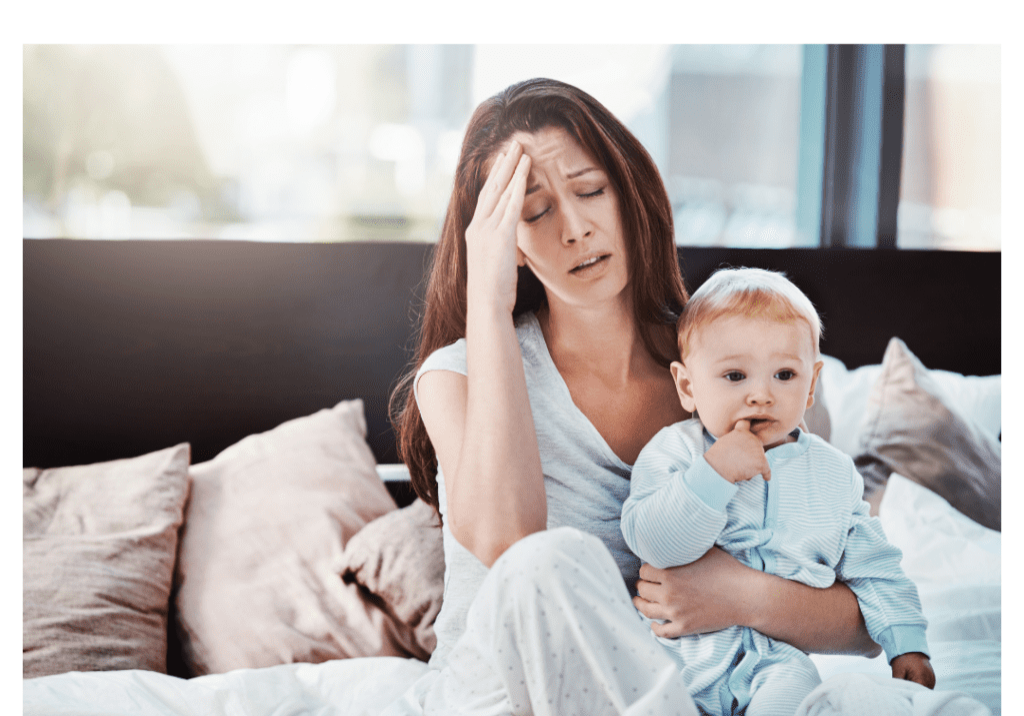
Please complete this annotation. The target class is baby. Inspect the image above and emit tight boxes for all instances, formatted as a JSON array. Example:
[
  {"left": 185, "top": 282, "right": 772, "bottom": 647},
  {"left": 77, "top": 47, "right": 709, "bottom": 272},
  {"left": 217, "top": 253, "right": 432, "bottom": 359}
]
[{"left": 621, "top": 268, "right": 934, "bottom": 716}]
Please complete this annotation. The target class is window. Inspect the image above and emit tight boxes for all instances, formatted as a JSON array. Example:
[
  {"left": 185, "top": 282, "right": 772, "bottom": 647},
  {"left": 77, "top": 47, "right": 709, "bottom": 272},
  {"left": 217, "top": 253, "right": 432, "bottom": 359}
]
[
  {"left": 898, "top": 45, "right": 1000, "bottom": 250},
  {"left": 667, "top": 45, "right": 804, "bottom": 248},
  {"left": 22, "top": 44, "right": 999, "bottom": 250}
]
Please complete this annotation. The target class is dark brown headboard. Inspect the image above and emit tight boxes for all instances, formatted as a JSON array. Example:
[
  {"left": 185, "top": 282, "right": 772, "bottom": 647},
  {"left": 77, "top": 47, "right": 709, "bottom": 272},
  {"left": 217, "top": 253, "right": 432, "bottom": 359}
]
[{"left": 23, "top": 240, "right": 1000, "bottom": 472}]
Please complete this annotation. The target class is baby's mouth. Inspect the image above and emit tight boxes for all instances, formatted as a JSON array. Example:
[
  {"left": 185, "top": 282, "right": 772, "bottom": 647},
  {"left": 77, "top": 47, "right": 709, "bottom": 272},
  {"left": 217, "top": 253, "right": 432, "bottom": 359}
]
[{"left": 747, "top": 418, "right": 771, "bottom": 430}]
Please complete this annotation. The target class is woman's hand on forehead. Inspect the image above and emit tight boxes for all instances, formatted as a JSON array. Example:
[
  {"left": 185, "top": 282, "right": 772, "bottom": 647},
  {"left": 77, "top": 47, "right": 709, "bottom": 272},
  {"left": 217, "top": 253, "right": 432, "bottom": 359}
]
[{"left": 465, "top": 140, "right": 531, "bottom": 315}]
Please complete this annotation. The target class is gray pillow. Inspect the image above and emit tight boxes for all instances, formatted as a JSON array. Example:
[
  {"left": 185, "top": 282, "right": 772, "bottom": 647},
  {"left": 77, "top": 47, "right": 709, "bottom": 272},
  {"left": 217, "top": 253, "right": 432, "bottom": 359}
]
[
  {"left": 23, "top": 444, "right": 191, "bottom": 678},
  {"left": 854, "top": 338, "right": 1000, "bottom": 531}
]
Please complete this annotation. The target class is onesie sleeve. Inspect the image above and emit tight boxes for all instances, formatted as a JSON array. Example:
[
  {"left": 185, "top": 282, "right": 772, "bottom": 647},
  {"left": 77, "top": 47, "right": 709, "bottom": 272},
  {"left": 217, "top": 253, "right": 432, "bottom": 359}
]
[
  {"left": 621, "top": 423, "right": 737, "bottom": 569},
  {"left": 834, "top": 458, "right": 930, "bottom": 662}
]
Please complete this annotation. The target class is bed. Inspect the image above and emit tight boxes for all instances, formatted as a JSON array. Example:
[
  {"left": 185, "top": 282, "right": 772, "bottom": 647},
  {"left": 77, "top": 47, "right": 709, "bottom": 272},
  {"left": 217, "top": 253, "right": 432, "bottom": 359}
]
[{"left": 23, "top": 240, "right": 1001, "bottom": 715}]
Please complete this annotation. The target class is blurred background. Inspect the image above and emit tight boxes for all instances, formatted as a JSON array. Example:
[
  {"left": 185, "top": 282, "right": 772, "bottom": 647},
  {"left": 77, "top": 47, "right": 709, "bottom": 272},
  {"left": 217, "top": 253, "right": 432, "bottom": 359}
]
[{"left": 23, "top": 44, "right": 1000, "bottom": 250}]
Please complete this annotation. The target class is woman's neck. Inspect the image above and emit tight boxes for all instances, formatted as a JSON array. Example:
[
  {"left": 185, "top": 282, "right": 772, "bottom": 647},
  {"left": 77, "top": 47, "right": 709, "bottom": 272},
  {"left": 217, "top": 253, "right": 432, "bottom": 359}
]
[{"left": 538, "top": 295, "right": 653, "bottom": 386}]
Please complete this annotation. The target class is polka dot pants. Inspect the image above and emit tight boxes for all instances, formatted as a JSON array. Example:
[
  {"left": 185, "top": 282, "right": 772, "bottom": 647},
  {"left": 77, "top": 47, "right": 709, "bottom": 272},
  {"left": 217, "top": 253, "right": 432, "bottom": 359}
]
[{"left": 420, "top": 527, "right": 699, "bottom": 716}]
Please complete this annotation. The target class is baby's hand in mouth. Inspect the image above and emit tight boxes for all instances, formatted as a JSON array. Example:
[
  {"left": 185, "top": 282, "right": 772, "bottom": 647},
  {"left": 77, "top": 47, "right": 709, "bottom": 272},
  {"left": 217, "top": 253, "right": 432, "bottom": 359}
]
[{"left": 703, "top": 420, "right": 772, "bottom": 483}]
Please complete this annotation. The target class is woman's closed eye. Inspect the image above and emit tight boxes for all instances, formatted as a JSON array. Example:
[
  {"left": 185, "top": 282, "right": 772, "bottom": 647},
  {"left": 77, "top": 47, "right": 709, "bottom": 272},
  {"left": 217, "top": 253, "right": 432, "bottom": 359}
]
[
  {"left": 524, "top": 188, "right": 605, "bottom": 223},
  {"left": 524, "top": 207, "right": 549, "bottom": 223}
]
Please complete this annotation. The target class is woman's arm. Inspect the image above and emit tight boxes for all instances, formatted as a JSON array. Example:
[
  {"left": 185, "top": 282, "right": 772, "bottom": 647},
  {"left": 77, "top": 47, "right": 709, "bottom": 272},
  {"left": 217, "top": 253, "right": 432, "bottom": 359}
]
[
  {"left": 418, "top": 142, "right": 546, "bottom": 568},
  {"left": 634, "top": 547, "right": 882, "bottom": 657}
]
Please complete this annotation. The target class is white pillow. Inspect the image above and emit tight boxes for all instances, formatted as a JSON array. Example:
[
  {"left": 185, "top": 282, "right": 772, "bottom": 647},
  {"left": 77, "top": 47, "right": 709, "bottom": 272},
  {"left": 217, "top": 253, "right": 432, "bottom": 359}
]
[
  {"left": 817, "top": 356, "right": 881, "bottom": 456},
  {"left": 818, "top": 355, "right": 1001, "bottom": 456},
  {"left": 878, "top": 473, "right": 1000, "bottom": 588},
  {"left": 926, "top": 371, "right": 1001, "bottom": 441}
]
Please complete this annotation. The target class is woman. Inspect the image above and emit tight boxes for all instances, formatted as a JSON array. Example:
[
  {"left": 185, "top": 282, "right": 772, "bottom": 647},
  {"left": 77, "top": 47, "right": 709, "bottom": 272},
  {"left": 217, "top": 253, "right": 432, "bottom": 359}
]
[{"left": 387, "top": 78, "right": 879, "bottom": 715}]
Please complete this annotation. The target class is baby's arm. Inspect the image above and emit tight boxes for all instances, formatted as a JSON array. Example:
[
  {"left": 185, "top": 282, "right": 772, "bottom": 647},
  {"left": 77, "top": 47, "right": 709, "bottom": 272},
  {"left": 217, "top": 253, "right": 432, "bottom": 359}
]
[
  {"left": 832, "top": 455, "right": 934, "bottom": 687},
  {"left": 621, "top": 424, "right": 733, "bottom": 569}
]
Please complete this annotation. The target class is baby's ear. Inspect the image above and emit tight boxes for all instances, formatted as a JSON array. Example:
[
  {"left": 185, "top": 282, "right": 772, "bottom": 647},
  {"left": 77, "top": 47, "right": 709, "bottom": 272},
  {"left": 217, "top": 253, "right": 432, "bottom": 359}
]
[
  {"left": 806, "top": 360, "right": 824, "bottom": 408},
  {"left": 670, "top": 361, "right": 697, "bottom": 413}
]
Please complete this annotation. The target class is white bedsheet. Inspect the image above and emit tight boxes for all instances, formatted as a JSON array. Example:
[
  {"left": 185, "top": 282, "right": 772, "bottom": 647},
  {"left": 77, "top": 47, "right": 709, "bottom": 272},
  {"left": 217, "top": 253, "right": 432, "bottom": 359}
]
[
  {"left": 807, "top": 473, "right": 1000, "bottom": 715},
  {"left": 25, "top": 474, "right": 999, "bottom": 716},
  {"left": 24, "top": 657, "right": 431, "bottom": 716}
]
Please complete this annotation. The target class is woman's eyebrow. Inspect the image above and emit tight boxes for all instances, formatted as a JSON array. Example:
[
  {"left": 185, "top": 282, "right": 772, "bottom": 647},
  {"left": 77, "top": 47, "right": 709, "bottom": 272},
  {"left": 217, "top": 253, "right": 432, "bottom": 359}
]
[{"left": 525, "top": 166, "right": 601, "bottom": 196}]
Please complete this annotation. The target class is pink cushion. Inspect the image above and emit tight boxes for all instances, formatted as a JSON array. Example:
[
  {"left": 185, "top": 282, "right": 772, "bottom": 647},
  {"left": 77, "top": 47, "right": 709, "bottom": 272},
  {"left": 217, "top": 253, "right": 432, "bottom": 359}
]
[
  {"left": 340, "top": 499, "right": 445, "bottom": 660},
  {"left": 23, "top": 443, "right": 191, "bottom": 678},
  {"left": 173, "top": 399, "right": 402, "bottom": 675}
]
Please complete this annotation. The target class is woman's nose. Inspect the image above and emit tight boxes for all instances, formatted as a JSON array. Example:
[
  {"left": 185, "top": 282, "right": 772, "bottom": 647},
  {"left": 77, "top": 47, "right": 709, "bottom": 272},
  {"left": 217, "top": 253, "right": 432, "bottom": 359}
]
[{"left": 560, "top": 205, "right": 591, "bottom": 245}]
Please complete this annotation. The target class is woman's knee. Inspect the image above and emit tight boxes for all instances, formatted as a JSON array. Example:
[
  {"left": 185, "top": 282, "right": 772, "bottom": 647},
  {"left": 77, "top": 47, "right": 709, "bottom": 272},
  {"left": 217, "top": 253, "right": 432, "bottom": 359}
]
[
  {"left": 495, "top": 527, "right": 598, "bottom": 572},
  {"left": 488, "top": 526, "right": 620, "bottom": 596}
]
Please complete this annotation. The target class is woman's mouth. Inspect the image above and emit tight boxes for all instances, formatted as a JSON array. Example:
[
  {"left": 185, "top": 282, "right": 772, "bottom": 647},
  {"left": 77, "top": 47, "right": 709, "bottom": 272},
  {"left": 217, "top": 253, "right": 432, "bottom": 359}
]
[{"left": 570, "top": 254, "right": 609, "bottom": 274}]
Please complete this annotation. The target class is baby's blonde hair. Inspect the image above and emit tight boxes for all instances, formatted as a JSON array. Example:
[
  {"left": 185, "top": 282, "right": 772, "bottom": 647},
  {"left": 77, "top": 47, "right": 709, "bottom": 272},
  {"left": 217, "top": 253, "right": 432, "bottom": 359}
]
[{"left": 678, "top": 267, "right": 822, "bottom": 361}]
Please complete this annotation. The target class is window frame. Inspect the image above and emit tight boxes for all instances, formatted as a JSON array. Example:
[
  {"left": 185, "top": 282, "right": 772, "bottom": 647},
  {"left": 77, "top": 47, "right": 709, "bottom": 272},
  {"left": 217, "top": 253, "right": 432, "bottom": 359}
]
[{"left": 798, "top": 44, "right": 907, "bottom": 249}]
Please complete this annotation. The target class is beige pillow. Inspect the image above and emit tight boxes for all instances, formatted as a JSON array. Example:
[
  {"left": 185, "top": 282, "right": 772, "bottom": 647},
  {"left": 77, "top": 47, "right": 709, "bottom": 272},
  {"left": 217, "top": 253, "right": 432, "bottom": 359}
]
[
  {"left": 23, "top": 443, "right": 191, "bottom": 678},
  {"left": 854, "top": 338, "right": 1000, "bottom": 531},
  {"left": 339, "top": 499, "right": 445, "bottom": 661},
  {"left": 174, "top": 399, "right": 401, "bottom": 675}
]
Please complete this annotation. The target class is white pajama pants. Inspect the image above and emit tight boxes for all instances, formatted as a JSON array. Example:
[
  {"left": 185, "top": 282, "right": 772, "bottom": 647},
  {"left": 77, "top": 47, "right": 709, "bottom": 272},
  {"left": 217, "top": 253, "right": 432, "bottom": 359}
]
[{"left": 385, "top": 526, "right": 699, "bottom": 716}]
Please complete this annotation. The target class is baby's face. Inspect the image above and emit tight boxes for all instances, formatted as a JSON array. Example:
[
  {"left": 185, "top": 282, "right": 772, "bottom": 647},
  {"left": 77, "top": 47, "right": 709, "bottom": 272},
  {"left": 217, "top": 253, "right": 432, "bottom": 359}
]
[{"left": 675, "top": 315, "right": 822, "bottom": 449}]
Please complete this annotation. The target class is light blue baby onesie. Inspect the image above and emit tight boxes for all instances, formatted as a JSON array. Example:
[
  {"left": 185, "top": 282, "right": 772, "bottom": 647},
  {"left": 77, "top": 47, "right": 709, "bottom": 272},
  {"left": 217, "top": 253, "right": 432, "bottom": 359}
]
[{"left": 622, "top": 419, "right": 929, "bottom": 716}]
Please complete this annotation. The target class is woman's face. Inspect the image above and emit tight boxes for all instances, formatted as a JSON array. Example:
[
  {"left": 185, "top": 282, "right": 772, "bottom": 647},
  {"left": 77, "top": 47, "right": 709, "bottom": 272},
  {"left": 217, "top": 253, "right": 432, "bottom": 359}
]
[{"left": 505, "top": 127, "right": 629, "bottom": 313}]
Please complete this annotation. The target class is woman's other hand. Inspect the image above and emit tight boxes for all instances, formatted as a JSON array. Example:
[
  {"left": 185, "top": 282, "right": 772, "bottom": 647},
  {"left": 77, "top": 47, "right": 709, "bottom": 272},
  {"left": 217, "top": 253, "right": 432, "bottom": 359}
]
[
  {"left": 634, "top": 547, "right": 882, "bottom": 657},
  {"left": 633, "top": 547, "right": 753, "bottom": 638},
  {"left": 464, "top": 140, "right": 531, "bottom": 316}
]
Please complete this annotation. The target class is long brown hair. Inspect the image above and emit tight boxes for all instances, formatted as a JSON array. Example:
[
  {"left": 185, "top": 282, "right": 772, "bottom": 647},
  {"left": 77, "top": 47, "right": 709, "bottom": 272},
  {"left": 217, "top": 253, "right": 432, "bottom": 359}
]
[{"left": 390, "top": 78, "right": 688, "bottom": 511}]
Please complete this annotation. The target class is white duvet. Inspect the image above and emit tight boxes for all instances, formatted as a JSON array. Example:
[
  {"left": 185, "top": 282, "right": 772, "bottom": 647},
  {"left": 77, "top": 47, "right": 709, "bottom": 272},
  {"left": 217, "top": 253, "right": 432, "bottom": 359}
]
[{"left": 24, "top": 473, "right": 1000, "bottom": 716}]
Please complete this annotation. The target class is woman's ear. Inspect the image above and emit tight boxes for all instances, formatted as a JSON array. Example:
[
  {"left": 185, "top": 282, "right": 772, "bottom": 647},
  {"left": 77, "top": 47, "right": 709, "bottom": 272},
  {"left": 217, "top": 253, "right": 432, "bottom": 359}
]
[
  {"left": 806, "top": 360, "right": 824, "bottom": 408},
  {"left": 670, "top": 361, "right": 697, "bottom": 413}
]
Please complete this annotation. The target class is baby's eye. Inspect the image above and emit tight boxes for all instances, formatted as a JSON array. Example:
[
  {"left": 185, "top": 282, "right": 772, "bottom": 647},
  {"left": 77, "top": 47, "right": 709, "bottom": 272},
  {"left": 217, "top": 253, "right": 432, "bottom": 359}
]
[
  {"left": 775, "top": 370, "right": 796, "bottom": 381},
  {"left": 724, "top": 371, "right": 745, "bottom": 382}
]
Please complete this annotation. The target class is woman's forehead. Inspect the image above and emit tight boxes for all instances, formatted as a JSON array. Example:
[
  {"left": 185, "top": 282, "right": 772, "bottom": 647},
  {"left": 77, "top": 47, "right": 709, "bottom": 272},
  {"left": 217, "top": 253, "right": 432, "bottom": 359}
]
[{"left": 489, "top": 127, "right": 598, "bottom": 173}]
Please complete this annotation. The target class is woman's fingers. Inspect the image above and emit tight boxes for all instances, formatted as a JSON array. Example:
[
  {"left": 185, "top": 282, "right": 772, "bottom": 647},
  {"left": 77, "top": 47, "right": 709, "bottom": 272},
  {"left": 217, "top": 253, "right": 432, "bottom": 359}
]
[
  {"left": 477, "top": 141, "right": 523, "bottom": 218},
  {"left": 638, "top": 562, "right": 664, "bottom": 584},
  {"left": 632, "top": 593, "right": 665, "bottom": 620},
  {"left": 635, "top": 587, "right": 687, "bottom": 638},
  {"left": 497, "top": 153, "right": 531, "bottom": 226},
  {"left": 650, "top": 619, "right": 685, "bottom": 639}
]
